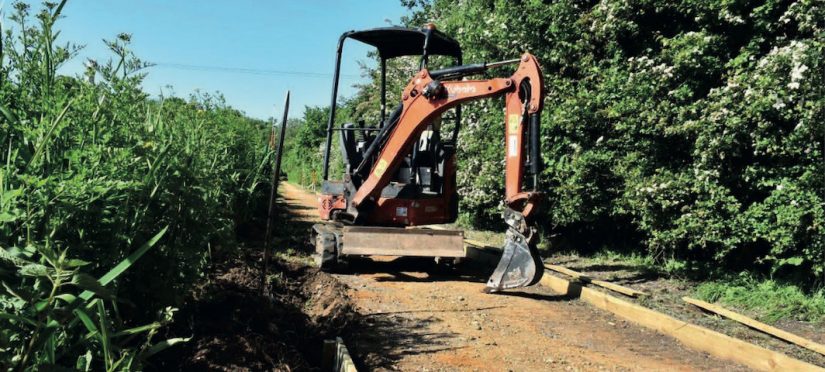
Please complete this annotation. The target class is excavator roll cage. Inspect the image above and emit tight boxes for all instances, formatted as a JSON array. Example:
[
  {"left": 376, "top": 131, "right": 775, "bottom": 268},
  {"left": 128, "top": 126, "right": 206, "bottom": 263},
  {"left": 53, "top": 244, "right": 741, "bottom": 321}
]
[{"left": 321, "top": 25, "right": 463, "bottom": 182}]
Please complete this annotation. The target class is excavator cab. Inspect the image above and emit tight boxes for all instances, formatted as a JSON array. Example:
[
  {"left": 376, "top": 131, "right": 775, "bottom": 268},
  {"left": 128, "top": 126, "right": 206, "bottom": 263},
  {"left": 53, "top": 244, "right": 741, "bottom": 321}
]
[
  {"left": 314, "top": 25, "right": 545, "bottom": 292},
  {"left": 320, "top": 25, "right": 463, "bottom": 226}
]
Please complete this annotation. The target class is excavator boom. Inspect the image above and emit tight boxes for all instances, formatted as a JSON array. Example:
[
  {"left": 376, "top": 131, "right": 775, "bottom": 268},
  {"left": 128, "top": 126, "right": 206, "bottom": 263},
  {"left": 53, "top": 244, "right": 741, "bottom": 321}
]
[{"left": 341, "top": 53, "right": 546, "bottom": 291}]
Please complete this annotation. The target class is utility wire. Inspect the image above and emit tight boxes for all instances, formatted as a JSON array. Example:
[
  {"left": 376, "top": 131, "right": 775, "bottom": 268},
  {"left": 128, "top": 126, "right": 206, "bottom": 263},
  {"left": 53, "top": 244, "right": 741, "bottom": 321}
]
[{"left": 152, "top": 62, "right": 362, "bottom": 80}]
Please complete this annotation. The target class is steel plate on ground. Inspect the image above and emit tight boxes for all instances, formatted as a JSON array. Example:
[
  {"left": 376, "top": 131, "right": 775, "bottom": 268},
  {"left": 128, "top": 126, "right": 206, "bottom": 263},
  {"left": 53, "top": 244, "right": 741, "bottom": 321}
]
[{"left": 341, "top": 226, "right": 465, "bottom": 257}]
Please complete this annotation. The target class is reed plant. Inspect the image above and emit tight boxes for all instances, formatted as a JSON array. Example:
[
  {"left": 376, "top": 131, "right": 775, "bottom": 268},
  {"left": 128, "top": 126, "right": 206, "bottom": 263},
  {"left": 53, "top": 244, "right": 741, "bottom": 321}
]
[{"left": 0, "top": 1, "right": 270, "bottom": 368}]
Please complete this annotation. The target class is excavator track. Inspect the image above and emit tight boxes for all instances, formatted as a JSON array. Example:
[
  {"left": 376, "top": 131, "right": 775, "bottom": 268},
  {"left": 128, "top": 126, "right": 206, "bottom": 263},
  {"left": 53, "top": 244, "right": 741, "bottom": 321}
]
[{"left": 312, "top": 223, "right": 343, "bottom": 271}]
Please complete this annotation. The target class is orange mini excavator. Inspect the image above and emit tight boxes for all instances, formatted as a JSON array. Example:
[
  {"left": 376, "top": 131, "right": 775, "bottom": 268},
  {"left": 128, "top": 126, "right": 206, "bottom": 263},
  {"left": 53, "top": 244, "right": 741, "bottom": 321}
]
[{"left": 312, "top": 25, "right": 545, "bottom": 292}]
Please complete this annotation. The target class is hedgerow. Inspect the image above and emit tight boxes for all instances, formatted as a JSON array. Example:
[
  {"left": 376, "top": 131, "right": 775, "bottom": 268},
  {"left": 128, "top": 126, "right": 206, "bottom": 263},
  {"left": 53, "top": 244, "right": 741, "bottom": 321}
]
[
  {"left": 398, "top": 0, "right": 824, "bottom": 285},
  {"left": 0, "top": 1, "right": 268, "bottom": 368}
]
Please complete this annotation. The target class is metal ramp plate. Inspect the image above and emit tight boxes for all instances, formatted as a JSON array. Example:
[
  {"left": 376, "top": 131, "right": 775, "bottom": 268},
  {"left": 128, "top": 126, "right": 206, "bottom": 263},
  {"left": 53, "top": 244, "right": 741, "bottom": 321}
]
[{"left": 341, "top": 226, "right": 465, "bottom": 257}]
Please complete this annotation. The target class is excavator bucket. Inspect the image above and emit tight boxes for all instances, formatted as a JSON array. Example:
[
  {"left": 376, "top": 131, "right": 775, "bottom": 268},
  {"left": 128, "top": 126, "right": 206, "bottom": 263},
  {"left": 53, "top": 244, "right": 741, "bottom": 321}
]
[
  {"left": 486, "top": 233, "right": 543, "bottom": 291},
  {"left": 485, "top": 208, "right": 544, "bottom": 292}
]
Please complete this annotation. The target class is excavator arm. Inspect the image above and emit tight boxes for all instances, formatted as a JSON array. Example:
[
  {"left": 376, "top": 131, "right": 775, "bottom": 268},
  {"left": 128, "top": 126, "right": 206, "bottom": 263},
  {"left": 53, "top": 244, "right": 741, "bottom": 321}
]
[{"left": 350, "top": 53, "right": 546, "bottom": 291}]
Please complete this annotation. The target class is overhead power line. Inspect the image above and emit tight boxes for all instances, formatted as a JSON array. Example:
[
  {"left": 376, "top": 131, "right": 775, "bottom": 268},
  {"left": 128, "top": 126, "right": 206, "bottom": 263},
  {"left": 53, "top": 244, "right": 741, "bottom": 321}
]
[{"left": 151, "top": 62, "right": 362, "bottom": 80}]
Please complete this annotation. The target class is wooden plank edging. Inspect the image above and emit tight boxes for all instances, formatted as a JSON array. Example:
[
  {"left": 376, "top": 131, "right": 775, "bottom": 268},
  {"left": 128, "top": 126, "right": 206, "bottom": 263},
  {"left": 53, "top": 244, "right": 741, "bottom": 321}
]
[
  {"left": 322, "top": 337, "right": 357, "bottom": 372},
  {"left": 540, "top": 273, "right": 823, "bottom": 371},
  {"left": 544, "top": 263, "right": 648, "bottom": 297},
  {"left": 684, "top": 297, "right": 825, "bottom": 357}
]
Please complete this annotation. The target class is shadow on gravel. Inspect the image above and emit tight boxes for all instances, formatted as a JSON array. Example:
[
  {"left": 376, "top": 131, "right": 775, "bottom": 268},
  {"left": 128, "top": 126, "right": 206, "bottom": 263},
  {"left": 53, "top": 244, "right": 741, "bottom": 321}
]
[
  {"left": 348, "top": 311, "right": 465, "bottom": 369},
  {"left": 494, "top": 290, "right": 575, "bottom": 302},
  {"left": 270, "top": 195, "right": 318, "bottom": 257},
  {"left": 341, "top": 256, "right": 494, "bottom": 284}
]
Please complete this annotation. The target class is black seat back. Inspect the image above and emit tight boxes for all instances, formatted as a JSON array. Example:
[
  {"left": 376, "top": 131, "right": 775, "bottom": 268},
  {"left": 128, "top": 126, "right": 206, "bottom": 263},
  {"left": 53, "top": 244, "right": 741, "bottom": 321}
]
[{"left": 339, "top": 123, "right": 362, "bottom": 174}]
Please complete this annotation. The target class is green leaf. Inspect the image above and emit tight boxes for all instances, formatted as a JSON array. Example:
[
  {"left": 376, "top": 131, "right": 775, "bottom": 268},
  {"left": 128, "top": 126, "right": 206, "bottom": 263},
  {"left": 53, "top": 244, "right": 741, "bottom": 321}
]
[
  {"left": 27, "top": 98, "right": 75, "bottom": 171},
  {"left": 0, "top": 105, "right": 18, "bottom": 127},
  {"left": 97, "top": 301, "right": 113, "bottom": 370},
  {"left": 777, "top": 257, "right": 804, "bottom": 267},
  {"left": 110, "top": 354, "right": 133, "bottom": 372},
  {"left": 45, "top": 318, "right": 60, "bottom": 329},
  {"left": 72, "top": 273, "right": 113, "bottom": 300},
  {"left": 0, "top": 212, "right": 18, "bottom": 223},
  {"left": 73, "top": 308, "right": 98, "bottom": 334},
  {"left": 111, "top": 322, "right": 161, "bottom": 338},
  {"left": 78, "top": 226, "right": 168, "bottom": 303},
  {"left": 45, "top": 333, "right": 56, "bottom": 363},
  {"left": 75, "top": 350, "right": 93, "bottom": 372},
  {"left": 141, "top": 337, "right": 191, "bottom": 359},
  {"left": 19, "top": 263, "right": 51, "bottom": 277},
  {"left": 64, "top": 258, "right": 91, "bottom": 268},
  {"left": 0, "top": 247, "right": 31, "bottom": 266},
  {"left": 0, "top": 311, "right": 39, "bottom": 326},
  {"left": 55, "top": 293, "right": 77, "bottom": 304}
]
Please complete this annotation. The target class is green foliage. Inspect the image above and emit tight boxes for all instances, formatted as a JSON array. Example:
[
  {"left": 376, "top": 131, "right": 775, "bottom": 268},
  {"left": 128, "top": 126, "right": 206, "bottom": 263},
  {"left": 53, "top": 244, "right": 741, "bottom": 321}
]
[
  {"left": 400, "top": 0, "right": 824, "bottom": 285},
  {"left": 696, "top": 274, "right": 825, "bottom": 323},
  {"left": 0, "top": 1, "right": 268, "bottom": 368},
  {"left": 281, "top": 103, "right": 349, "bottom": 189},
  {"left": 281, "top": 106, "right": 331, "bottom": 187},
  {"left": 0, "top": 229, "right": 186, "bottom": 370}
]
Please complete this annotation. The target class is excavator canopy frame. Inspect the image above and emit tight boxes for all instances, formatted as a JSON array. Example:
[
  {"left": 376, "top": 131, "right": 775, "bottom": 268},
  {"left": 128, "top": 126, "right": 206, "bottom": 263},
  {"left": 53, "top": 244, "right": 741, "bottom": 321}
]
[{"left": 321, "top": 25, "right": 463, "bottom": 181}]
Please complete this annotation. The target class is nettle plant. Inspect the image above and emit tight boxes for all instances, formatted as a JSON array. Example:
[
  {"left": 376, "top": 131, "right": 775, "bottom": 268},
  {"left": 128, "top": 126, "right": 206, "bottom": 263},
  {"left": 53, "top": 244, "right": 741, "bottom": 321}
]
[{"left": 0, "top": 229, "right": 187, "bottom": 371}]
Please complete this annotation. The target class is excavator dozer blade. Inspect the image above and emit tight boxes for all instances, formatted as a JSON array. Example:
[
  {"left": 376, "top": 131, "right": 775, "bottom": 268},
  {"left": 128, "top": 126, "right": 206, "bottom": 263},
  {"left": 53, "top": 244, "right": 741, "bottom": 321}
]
[{"left": 485, "top": 232, "right": 543, "bottom": 292}]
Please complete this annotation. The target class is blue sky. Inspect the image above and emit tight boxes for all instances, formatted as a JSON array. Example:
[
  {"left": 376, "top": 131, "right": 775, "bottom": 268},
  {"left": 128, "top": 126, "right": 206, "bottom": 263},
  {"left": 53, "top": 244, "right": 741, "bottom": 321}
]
[{"left": 23, "top": 1, "right": 412, "bottom": 119}]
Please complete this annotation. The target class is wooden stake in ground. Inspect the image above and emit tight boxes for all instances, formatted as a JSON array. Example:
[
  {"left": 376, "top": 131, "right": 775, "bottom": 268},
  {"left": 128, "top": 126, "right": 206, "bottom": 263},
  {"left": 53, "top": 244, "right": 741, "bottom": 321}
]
[
  {"left": 683, "top": 296, "right": 825, "bottom": 357},
  {"left": 261, "top": 91, "right": 290, "bottom": 293}
]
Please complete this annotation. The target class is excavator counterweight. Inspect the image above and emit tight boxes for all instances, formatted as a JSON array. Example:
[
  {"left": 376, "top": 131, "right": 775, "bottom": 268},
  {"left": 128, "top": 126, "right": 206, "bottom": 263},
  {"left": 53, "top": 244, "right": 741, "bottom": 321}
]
[{"left": 313, "top": 25, "right": 545, "bottom": 292}]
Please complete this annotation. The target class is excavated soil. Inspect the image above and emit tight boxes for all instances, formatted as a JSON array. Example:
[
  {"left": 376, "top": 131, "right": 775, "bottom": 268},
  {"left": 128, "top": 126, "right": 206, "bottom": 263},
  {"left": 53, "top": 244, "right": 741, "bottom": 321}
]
[{"left": 150, "top": 245, "right": 355, "bottom": 371}]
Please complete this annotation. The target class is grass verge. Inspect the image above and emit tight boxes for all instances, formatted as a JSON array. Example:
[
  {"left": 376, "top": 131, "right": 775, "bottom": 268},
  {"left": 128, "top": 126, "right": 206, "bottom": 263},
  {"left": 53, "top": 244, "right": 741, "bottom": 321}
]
[
  {"left": 554, "top": 249, "right": 825, "bottom": 325},
  {"left": 695, "top": 275, "right": 825, "bottom": 323}
]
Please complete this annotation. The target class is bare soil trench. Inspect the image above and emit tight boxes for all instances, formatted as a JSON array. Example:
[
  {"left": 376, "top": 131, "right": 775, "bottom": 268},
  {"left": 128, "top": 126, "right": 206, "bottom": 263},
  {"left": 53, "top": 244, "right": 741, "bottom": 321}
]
[
  {"left": 150, "top": 243, "right": 355, "bottom": 371},
  {"left": 148, "top": 184, "right": 356, "bottom": 371},
  {"left": 278, "top": 183, "right": 747, "bottom": 371}
]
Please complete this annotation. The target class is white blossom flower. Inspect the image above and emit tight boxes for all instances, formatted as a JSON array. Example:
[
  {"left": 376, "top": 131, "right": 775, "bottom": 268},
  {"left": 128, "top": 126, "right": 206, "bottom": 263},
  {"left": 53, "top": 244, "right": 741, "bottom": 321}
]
[{"left": 790, "top": 64, "right": 808, "bottom": 81}]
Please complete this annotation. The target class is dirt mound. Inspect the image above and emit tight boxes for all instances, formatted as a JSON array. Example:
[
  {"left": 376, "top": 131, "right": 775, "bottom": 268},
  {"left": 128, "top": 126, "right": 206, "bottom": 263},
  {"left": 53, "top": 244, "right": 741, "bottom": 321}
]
[
  {"left": 150, "top": 253, "right": 354, "bottom": 371},
  {"left": 295, "top": 269, "right": 354, "bottom": 326}
]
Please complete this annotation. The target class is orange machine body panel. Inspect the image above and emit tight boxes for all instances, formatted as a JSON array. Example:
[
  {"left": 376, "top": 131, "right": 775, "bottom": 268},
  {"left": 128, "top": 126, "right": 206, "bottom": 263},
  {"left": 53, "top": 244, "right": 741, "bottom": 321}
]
[
  {"left": 320, "top": 194, "right": 452, "bottom": 226},
  {"left": 319, "top": 151, "right": 457, "bottom": 226}
]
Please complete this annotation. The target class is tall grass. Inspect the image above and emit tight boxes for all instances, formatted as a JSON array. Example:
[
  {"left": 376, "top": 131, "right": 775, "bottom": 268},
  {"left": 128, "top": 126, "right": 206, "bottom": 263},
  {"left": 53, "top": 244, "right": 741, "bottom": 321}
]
[
  {"left": 696, "top": 275, "right": 825, "bottom": 323},
  {"left": 0, "top": 1, "right": 270, "bottom": 369}
]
